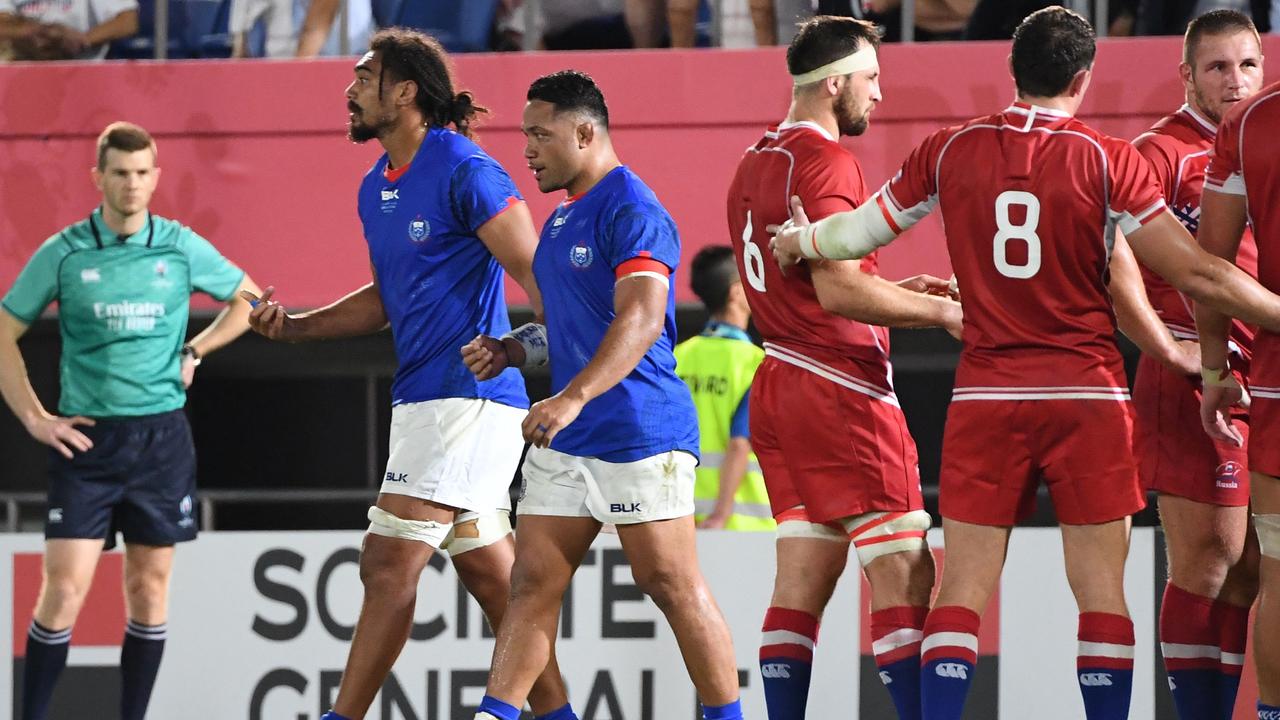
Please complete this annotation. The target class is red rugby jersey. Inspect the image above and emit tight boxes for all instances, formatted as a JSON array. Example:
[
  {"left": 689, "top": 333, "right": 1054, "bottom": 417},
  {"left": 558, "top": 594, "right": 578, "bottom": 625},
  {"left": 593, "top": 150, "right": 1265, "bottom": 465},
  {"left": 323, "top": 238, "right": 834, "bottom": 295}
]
[
  {"left": 727, "top": 121, "right": 896, "bottom": 401},
  {"left": 1133, "top": 104, "right": 1257, "bottom": 366},
  {"left": 873, "top": 102, "right": 1167, "bottom": 399}
]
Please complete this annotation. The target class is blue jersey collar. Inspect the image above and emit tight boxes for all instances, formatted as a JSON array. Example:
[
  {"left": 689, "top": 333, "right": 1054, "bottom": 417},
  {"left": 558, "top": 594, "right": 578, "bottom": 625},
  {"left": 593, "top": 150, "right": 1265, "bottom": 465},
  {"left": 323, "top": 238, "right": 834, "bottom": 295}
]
[{"left": 701, "top": 320, "right": 751, "bottom": 342}]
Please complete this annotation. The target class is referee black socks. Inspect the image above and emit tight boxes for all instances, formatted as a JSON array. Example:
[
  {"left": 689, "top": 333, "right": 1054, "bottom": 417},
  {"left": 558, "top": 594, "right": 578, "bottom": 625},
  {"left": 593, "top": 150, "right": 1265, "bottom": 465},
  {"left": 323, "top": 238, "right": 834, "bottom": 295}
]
[
  {"left": 121, "top": 619, "right": 167, "bottom": 720},
  {"left": 21, "top": 620, "right": 71, "bottom": 720}
]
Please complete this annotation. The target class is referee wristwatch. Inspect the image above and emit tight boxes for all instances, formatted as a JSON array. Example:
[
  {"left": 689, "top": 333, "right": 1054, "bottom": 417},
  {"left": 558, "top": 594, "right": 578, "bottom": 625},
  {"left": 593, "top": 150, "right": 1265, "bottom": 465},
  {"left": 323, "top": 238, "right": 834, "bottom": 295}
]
[{"left": 180, "top": 344, "right": 202, "bottom": 367}]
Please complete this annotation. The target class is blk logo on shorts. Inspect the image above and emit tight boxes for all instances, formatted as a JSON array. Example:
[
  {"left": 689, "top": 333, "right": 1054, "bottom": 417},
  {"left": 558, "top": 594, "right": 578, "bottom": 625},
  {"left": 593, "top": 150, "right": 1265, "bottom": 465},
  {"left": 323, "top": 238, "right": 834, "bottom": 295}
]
[
  {"left": 609, "top": 502, "right": 641, "bottom": 513},
  {"left": 385, "top": 472, "right": 409, "bottom": 483},
  {"left": 48, "top": 508, "right": 63, "bottom": 524}
]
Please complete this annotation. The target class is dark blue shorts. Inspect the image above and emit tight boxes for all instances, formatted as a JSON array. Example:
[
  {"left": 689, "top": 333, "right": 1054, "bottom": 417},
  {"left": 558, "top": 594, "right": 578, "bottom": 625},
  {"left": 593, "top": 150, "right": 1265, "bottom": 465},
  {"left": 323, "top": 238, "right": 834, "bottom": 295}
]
[{"left": 46, "top": 410, "right": 198, "bottom": 549}]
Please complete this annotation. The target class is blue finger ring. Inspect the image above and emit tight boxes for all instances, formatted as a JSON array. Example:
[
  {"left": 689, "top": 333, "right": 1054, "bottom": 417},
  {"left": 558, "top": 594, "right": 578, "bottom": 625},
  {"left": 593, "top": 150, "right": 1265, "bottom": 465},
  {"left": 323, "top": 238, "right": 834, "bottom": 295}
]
[{"left": 536, "top": 424, "right": 548, "bottom": 432}]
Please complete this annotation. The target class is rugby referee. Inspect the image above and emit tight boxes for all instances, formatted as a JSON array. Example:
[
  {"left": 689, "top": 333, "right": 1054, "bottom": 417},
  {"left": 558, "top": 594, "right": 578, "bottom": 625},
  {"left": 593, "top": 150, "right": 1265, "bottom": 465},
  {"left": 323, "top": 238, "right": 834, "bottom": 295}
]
[{"left": 0, "top": 121, "right": 259, "bottom": 720}]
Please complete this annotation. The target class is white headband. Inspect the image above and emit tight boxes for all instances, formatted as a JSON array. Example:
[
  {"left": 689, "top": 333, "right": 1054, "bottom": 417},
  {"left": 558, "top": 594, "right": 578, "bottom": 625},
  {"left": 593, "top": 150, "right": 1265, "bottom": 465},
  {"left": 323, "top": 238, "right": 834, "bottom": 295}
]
[{"left": 791, "top": 45, "right": 879, "bottom": 86}]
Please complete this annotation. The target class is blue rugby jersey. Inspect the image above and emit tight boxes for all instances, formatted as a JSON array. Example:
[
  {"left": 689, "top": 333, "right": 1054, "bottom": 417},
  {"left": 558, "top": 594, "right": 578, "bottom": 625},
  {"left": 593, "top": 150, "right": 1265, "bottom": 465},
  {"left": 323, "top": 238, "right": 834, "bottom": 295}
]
[
  {"left": 533, "top": 166, "right": 699, "bottom": 462},
  {"left": 357, "top": 126, "right": 527, "bottom": 408}
]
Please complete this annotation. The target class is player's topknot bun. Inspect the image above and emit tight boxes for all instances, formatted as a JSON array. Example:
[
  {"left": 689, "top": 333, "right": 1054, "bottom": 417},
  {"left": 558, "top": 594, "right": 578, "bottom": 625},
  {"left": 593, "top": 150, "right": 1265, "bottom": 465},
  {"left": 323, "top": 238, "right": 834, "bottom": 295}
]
[
  {"left": 369, "top": 27, "right": 489, "bottom": 139},
  {"left": 447, "top": 91, "right": 481, "bottom": 137}
]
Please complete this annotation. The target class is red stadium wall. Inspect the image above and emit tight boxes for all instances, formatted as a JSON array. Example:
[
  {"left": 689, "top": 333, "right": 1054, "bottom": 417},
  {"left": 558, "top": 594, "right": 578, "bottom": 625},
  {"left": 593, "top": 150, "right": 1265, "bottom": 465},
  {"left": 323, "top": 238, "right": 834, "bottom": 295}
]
[{"left": 3, "top": 36, "right": 1279, "bottom": 308}]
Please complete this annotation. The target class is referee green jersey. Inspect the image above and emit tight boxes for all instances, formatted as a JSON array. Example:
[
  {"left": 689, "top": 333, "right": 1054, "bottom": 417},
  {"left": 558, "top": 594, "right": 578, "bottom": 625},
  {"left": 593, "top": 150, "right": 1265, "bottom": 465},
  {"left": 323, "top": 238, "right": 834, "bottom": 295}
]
[{"left": 1, "top": 208, "right": 244, "bottom": 418}]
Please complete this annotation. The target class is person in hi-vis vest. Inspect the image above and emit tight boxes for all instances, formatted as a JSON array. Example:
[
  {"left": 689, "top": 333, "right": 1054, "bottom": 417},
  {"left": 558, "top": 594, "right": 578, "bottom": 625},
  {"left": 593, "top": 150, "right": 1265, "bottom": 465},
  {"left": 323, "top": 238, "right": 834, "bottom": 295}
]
[{"left": 674, "top": 245, "right": 774, "bottom": 531}]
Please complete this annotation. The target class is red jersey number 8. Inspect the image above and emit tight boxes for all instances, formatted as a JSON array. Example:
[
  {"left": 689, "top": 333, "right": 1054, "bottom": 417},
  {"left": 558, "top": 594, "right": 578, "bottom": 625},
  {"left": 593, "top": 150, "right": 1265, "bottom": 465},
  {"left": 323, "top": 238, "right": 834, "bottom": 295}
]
[{"left": 993, "top": 190, "right": 1042, "bottom": 280}]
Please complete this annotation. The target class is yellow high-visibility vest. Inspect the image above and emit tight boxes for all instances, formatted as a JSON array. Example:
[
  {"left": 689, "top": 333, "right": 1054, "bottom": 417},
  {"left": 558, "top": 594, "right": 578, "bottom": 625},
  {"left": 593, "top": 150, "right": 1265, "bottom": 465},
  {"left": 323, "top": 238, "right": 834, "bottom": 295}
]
[{"left": 674, "top": 322, "right": 774, "bottom": 531}]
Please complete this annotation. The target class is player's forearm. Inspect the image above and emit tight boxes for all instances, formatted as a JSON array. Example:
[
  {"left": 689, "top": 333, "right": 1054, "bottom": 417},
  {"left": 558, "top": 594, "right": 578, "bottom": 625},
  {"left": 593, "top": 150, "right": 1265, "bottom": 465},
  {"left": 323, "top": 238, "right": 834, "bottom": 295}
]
[
  {"left": 558, "top": 297, "right": 663, "bottom": 406},
  {"left": 521, "top": 273, "right": 545, "bottom": 324},
  {"left": 1181, "top": 258, "right": 1280, "bottom": 334},
  {"left": 188, "top": 276, "right": 260, "bottom": 357},
  {"left": 293, "top": 283, "right": 388, "bottom": 341},
  {"left": 1194, "top": 304, "right": 1233, "bottom": 371},
  {"left": 815, "top": 268, "right": 959, "bottom": 329},
  {"left": 715, "top": 439, "right": 751, "bottom": 515},
  {"left": 801, "top": 198, "right": 899, "bottom": 260},
  {"left": 84, "top": 9, "right": 137, "bottom": 45},
  {"left": 1109, "top": 238, "right": 1183, "bottom": 367},
  {"left": 0, "top": 333, "right": 51, "bottom": 432}
]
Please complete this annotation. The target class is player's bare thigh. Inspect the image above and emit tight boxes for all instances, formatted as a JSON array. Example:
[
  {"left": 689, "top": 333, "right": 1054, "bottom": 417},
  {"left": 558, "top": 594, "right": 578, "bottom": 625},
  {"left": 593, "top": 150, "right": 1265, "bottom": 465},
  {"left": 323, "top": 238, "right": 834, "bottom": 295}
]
[
  {"left": 1157, "top": 493, "right": 1253, "bottom": 598},
  {"left": 375, "top": 492, "right": 456, "bottom": 524}
]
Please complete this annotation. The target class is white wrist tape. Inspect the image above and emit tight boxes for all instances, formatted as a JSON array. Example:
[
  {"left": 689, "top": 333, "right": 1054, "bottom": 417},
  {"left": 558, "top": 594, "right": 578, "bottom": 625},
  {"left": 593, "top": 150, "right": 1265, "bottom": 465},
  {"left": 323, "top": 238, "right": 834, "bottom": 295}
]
[
  {"left": 502, "top": 323, "right": 548, "bottom": 368},
  {"left": 800, "top": 196, "right": 899, "bottom": 260},
  {"left": 1201, "top": 366, "right": 1240, "bottom": 389}
]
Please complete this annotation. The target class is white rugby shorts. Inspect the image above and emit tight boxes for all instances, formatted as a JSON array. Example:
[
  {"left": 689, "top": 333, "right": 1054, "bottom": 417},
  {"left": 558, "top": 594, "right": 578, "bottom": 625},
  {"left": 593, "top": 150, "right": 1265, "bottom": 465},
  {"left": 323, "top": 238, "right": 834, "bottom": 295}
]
[
  {"left": 517, "top": 446, "right": 696, "bottom": 524},
  {"left": 379, "top": 398, "right": 525, "bottom": 514}
]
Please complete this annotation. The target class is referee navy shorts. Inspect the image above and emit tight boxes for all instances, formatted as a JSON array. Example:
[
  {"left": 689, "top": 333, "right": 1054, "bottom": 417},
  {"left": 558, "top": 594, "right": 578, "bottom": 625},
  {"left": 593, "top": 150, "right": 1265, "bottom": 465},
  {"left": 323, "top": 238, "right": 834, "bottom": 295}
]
[{"left": 46, "top": 409, "right": 199, "bottom": 549}]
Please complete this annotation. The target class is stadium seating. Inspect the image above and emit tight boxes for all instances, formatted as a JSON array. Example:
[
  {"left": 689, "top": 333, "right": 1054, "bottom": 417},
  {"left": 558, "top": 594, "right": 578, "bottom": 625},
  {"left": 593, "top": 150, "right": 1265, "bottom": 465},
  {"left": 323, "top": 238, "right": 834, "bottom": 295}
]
[
  {"left": 394, "top": 0, "right": 499, "bottom": 53},
  {"left": 107, "top": 0, "right": 234, "bottom": 59}
]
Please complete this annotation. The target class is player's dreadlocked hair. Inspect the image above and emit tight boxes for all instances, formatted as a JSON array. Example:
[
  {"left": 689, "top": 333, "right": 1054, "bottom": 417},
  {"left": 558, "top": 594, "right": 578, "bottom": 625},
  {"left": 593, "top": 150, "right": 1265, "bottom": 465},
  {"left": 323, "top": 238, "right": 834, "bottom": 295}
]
[
  {"left": 786, "top": 15, "right": 881, "bottom": 79},
  {"left": 690, "top": 246, "right": 740, "bottom": 315},
  {"left": 1011, "top": 7, "right": 1096, "bottom": 99},
  {"left": 369, "top": 27, "right": 488, "bottom": 138},
  {"left": 527, "top": 70, "right": 610, "bottom": 129},
  {"left": 1184, "top": 9, "right": 1258, "bottom": 66}
]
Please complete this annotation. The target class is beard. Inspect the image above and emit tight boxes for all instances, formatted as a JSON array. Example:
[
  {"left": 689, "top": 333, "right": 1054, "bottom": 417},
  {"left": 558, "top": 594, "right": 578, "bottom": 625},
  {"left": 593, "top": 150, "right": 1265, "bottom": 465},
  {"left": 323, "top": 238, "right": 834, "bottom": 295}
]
[
  {"left": 835, "top": 86, "right": 870, "bottom": 136},
  {"left": 347, "top": 103, "right": 395, "bottom": 143},
  {"left": 838, "top": 112, "right": 869, "bottom": 136}
]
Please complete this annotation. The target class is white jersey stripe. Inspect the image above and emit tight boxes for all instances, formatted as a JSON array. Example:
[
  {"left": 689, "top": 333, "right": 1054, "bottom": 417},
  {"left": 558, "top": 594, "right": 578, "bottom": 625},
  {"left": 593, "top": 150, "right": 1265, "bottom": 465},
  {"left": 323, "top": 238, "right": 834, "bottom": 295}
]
[
  {"left": 763, "top": 343, "right": 900, "bottom": 407},
  {"left": 952, "top": 391, "right": 1131, "bottom": 401}
]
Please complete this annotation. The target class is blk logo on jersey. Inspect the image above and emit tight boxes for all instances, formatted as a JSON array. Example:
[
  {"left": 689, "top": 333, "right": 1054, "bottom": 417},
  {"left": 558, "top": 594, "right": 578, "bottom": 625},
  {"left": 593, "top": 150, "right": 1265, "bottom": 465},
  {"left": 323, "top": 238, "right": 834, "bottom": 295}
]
[
  {"left": 408, "top": 216, "right": 430, "bottom": 243},
  {"left": 380, "top": 187, "right": 400, "bottom": 213},
  {"left": 550, "top": 214, "right": 568, "bottom": 238},
  {"left": 1216, "top": 460, "right": 1242, "bottom": 489},
  {"left": 80, "top": 268, "right": 101, "bottom": 283},
  {"left": 385, "top": 472, "right": 409, "bottom": 483},
  {"left": 570, "top": 244, "right": 593, "bottom": 269}
]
